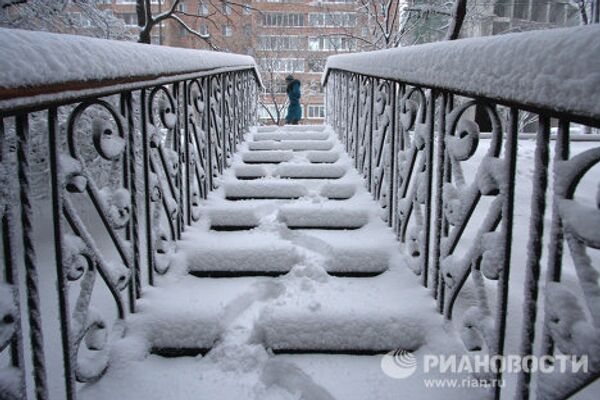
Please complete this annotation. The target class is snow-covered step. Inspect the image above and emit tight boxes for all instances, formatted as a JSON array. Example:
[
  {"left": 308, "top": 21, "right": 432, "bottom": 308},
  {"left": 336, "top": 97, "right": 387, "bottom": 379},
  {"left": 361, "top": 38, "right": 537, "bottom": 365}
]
[
  {"left": 282, "top": 124, "right": 327, "bottom": 132},
  {"left": 306, "top": 151, "right": 340, "bottom": 164},
  {"left": 273, "top": 164, "right": 346, "bottom": 180},
  {"left": 224, "top": 181, "right": 308, "bottom": 200},
  {"left": 234, "top": 165, "right": 268, "bottom": 180},
  {"left": 320, "top": 183, "right": 356, "bottom": 200},
  {"left": 256, "top": 274, "right": 438, "bottom": 353},
  {"left": 248, "top": 140, "right": 334, "bottom": 151},
  {"left": 253, "top": 131, "right": 331, "bottom": 141},
  {"left": 184, "top": 232, "right": 303, "bottom": 277},
  {"left": 206, "top": 208, "right": 260, "bottom": 231},
  {"left": 242, "top": 150, "right": 294, "bottom": 164},
  {"left": 277, "top": 206, "right": 369, "bottom": 230}
]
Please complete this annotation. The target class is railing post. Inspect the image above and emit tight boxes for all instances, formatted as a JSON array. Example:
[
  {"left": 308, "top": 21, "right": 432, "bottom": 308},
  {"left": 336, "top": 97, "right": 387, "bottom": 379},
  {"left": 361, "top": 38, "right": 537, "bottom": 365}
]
[
  {"left": 515, "top": 115, "right": 551, "bottom": 399},
  {"left": 432, "top": 92, "right": 447, "bottom": 299},
  {"left": 367, "top": 77, "right": 374, "bottom": 191},
  {"left": 0, "top": 118, "right": 27, "bottom": 399},
  {"left": 387, "top": 81, "right": 397, "bottom": 227},
  {"left": 421, "top": 90, "right": 436, "bottom": 287},
  {"left": 140, "top": 89, "right": 155, "bottom": 286},
  {"left": 48, "top": 106, "right": 77, "bottom": 400},
  {"left": 494, "top": 106, "right": 519, "bottom": 400},
  {"left": 354, "top": 74, "right": 360, "bottom": 166},
  {"left": 16, "top": 113, "right": 49, "bottom": 400},
  {"left": 122, "top": 91, "right": 141, "bottom": 308}
]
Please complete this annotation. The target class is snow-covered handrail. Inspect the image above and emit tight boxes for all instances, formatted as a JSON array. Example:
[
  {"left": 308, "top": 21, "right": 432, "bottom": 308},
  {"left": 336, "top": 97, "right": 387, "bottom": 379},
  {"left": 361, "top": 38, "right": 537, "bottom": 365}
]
[
  {"left": 0, "top": 28, "right": 261, "bottom": 112},
  {"left": 324, "top": 25, "right": 600, "bottom": 123},
  {"left": 324, "top": 30, "right": 600, "bottom": 398},
  {"left": 0, "top": 28, "right": 260, "bottom": 399}
]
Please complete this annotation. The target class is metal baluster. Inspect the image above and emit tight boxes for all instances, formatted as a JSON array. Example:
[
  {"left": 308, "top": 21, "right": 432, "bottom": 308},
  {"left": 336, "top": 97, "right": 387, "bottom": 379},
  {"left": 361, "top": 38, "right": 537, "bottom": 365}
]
[
  {"left": 494, "top": 107, "right": 519, "bottom": 400},
  {"left": 1, "top": 117, "right": 27, "bottom": 398},
  {"left": 432, "top": 92, "right": 447, "bottom": 299},
  {"left": 140, "top": 89, "right": 155, "bottom": 286},
  {"left": 421, "top": 91, "right": 436, "bottom": 288},
  {"left": 16, "top": 113, "right": 49, "bottom": 400},
  {"left": 516, "top": 115, "right": 551, "bottom": 399}
]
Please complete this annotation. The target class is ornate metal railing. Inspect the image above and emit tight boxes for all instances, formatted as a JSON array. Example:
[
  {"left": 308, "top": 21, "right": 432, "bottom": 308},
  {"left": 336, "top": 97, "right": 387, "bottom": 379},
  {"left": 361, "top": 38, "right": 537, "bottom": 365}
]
[
  {"left": 324, "top": 25, "right": 600, "bottom": 400},
  {"left": 0, "top": 29, "right": 259, "bottom": 400}
]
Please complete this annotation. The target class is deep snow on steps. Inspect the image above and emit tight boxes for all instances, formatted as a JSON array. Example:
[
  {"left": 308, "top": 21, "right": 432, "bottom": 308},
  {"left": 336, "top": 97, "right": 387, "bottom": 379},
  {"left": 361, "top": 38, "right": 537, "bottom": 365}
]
[{"left": 80, "top": 125, "right": 480, "bottom": 400}]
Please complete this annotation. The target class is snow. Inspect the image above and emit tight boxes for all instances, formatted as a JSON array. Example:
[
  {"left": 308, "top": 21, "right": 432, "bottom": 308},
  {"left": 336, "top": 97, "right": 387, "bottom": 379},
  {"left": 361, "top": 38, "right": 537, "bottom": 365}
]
[
  {"left": 235, "top": 165, "right": 268, "bottom": 179},
  {"left": 273, "top": 164, "right": 347, "bottom": 179},
  {"left": 253, "top": 132, "right": 330, "bottom": 141},
  {"left": 325, "top": 25, "right": 600, "bottom": 120},
  {"left": 205, "top": 208, "right": 261, "bottom": 229},
  {"left": 248, "top": 140, "right": 334, "bottom": 151},
  {"left": 0, "top": 28, "right": 258, "bottom": 91},
  {"left": 242, "top": 150, "right": 294, "bottom": 164},
  {"left": 225, "top": 181, "right": 308, "bottom": 199},
  {"left": 78, "top": 124, "right": 508, "bottom": 400},
  {"left": 277, "top": 206, "right": 369, "bottom": 229},
  {"left": 319, "top": 183, "right": 356, "bottom": 200},
  {"left": 306, "top": 151, "right": 340, "bottom": 164}
]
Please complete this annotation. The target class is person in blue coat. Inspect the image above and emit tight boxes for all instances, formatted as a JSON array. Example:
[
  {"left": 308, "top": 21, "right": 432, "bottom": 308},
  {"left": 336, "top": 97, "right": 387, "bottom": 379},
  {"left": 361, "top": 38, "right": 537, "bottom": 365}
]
[{"left": 285, "top": 75, "right": 302, "bottom": 125}]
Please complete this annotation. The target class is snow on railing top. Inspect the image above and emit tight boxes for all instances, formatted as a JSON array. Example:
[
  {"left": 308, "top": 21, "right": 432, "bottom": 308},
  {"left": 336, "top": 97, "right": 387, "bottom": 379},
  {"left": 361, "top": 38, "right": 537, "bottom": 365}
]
[
  {"left": 324, "top": 25, "right": 600, "bottom": 122},
  {"left": 0, "top": 28, "right": 260, "bottom": 111}
]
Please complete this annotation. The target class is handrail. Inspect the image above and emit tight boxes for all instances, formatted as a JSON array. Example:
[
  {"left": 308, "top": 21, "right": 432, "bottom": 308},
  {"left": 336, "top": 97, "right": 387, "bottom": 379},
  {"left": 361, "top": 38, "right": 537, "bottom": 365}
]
[
  {"left": 323, "top": 28, "right": 600, "bottom": 398},
  {"left": 324, "top": 25, "right": 600, "bottom": 126},
  {"left": 0, "top": 30, "right": 260, "bottom": 399},
  {"left": 0, "top": 28, "right": 262, "bottom": 113}
]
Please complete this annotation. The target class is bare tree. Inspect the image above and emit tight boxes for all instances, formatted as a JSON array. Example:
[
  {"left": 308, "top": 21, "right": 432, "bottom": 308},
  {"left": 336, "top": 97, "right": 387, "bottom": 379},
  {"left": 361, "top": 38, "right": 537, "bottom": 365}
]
[
  {"left": 0, "top": 0, "right": 133, "bottom": 40},
  {"left": 257, "top": 57, "right": 290, "bottom": 125},
  {"left": 318, "top": 0, "right": 471, "bottom": 51},
  {"left": 135, "top": 0, "right": 256, "bottom": 47}
]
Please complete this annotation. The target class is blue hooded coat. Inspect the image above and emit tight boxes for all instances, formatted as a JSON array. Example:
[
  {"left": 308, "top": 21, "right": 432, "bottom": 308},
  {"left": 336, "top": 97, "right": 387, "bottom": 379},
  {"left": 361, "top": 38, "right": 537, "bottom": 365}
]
[{"left": 285, "top": 79, "right": 302, "bottom": 123}]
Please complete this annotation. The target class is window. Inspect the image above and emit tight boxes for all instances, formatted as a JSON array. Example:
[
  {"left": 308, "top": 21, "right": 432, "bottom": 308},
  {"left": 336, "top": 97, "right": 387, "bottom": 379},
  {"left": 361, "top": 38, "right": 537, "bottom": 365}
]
[
  {"left": 222, "top": 3, "right": 232, "bottom": 15},
  {"left": 262, "top": 12, "right": 305, "bottom": 27},
  {"left": 243, "top": 24, "right": 252, "bottom": 36},
  {"left": 307, "top": 58, "right": 325, "bottom": 73},
  {"left": 179, "top": 25, "right": 188, "bottom": 37},
  {"left": 257, "top": 35, "right": 304, "bottom": 51},
  {"left": 493, "top": 0, "right": 511, "bottom": 17},
  {"left": 308, "top": 12, "right": 356, "bottom": 27},
  {"left": 513, "top": 0, "right": 529, "bottom": 19},
  {"left": 308, "top": 36, "right": 356, "bottom": 52},
  {"left": 549, "top": 2, "right": 567, "bottom": 24},
  {"left": 198, "top": 3, "right": 209, "bottom": 16},
  {"left": 308, "top": 105, "right": 326, "bottom": 119},
  {"left": 259, "top": 58, "right": 304, "bottom": 73},
  {"left": 259, "top": 104, "right": 303, "bottom": 120},
  {"left": 243, "top": 5, "right": 252, "bottom": 15},
  {"left": 199, "top": 24, "right": 209, "bottom": 36},
  {"left": 178, "top": 2, "right": 187, "bottom": 13},
  {"left": 222, "top": 25, "right": 233, "bottom": 37},
  {"left": 121, "top": 13, "right": 137, "bottom": 26},
  {"left": 264, "top": 82, "right": 287, "bottom": 94}
]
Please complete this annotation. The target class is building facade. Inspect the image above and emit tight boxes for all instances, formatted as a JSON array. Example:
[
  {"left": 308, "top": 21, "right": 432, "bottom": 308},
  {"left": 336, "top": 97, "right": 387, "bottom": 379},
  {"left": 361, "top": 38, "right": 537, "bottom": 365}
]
[
  {"left": 99, "top": 0, "right": 580, "bottom": 125},
  {"left": 101, "top": 0, "right": 362, "bottom": 125}
]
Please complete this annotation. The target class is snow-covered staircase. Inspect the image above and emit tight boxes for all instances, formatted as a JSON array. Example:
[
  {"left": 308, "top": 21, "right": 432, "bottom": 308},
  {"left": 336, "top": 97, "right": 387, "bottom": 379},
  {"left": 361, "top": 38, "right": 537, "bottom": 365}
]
[
  {"left": 82, "top": 125, "right": 474, "bottom": 399},
  {"left": 126, "top": 124, "right": 446, "bottom": 351}
]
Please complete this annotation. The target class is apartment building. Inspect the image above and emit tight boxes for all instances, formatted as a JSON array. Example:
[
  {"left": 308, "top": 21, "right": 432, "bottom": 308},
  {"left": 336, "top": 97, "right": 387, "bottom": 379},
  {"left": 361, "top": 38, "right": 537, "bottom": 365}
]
[
  {"left": 100, "top": 0, "right": 362, "bottom": 124},
  {"left": 464, "top": 0, "right": 579, "bottom": 36}
]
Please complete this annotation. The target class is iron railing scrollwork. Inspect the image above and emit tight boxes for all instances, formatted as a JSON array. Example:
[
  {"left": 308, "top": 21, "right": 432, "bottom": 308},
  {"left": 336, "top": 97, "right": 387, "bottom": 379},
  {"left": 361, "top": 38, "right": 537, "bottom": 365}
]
[
  {"left": 325, "top": 68, "right": 600, "bottom": 400},
  {"left": 0, "top": 67, "right": 259, "bottom": 400}
]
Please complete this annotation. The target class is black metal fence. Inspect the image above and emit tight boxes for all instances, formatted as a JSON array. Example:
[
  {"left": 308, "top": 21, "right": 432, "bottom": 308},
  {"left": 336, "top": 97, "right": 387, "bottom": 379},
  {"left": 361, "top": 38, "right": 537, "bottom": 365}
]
[
  {"left": 0, "top": 37, "right": 259, "bottom": 398},
  {"left": 324, "top": 26, "right": 600, "bottom": 400}
]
